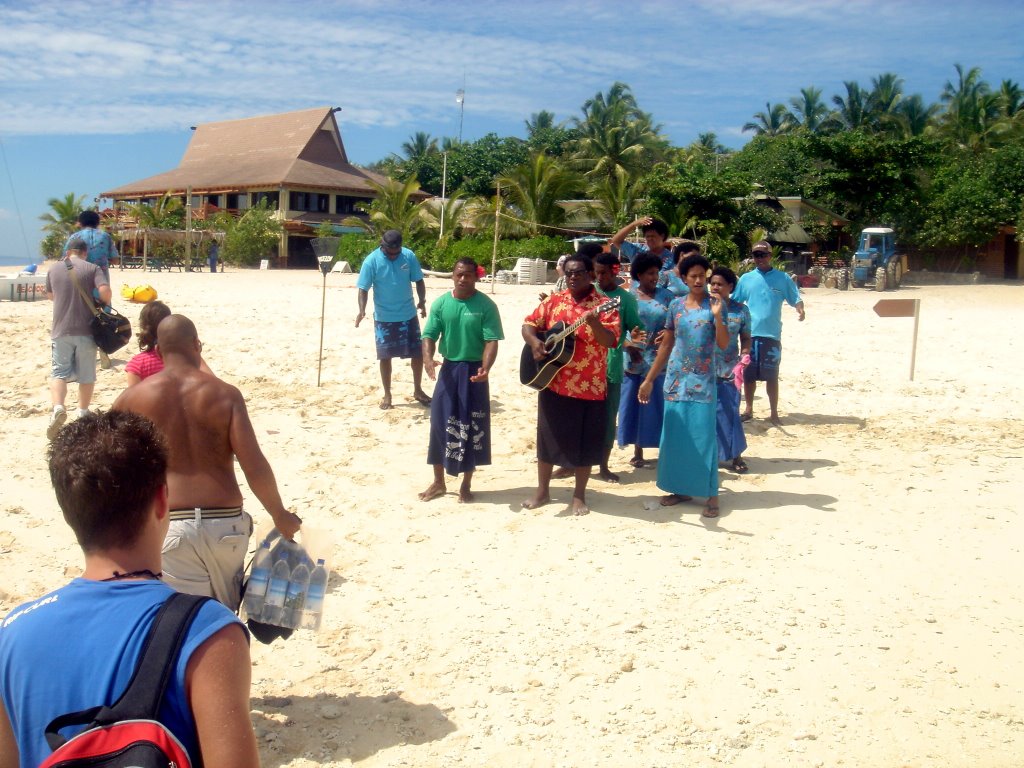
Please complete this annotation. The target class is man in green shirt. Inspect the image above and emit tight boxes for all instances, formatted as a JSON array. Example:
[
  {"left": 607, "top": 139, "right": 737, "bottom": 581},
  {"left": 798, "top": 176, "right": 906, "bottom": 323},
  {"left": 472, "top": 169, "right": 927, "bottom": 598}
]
[
  {"left": 419, "top": 258, "right": 504, "bottom": 503},
  {"left": 594, "top": 252, "right": 643, "bottom": 482}
]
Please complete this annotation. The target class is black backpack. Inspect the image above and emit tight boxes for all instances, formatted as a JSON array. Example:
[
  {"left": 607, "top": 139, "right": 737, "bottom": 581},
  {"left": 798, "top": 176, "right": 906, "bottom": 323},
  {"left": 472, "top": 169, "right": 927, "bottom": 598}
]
[{"left": 39, "top": 593, "right": 211, "bottom": 768}]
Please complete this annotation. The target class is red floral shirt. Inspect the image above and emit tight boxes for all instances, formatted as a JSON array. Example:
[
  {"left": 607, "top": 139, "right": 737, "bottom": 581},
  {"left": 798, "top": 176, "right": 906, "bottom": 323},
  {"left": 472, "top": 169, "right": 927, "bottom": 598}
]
[{"left": 524, "top": 288, "right": 620, "bottom": 400}]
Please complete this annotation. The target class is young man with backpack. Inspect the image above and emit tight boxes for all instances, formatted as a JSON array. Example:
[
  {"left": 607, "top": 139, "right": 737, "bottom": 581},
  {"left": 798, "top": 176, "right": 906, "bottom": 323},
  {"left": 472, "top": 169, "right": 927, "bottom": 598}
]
[{"left": 0, "top": 411, "right": 259, "bottom": 767}]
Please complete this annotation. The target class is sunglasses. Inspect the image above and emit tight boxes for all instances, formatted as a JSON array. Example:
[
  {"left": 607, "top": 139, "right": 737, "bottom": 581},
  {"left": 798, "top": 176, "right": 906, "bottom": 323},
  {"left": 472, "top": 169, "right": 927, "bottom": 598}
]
[
  {"left": 564, "top": 268, "right": 589, "bottom": 277},
  {"left": 752, "top": 251, "right": 770, "bottom": 258}
]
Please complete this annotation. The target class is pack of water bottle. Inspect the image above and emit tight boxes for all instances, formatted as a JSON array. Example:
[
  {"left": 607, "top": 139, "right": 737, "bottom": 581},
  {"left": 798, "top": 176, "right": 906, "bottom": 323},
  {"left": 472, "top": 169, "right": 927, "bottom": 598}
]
[{"left": 243, "top": 529, "right": 329, "bottom": 631}]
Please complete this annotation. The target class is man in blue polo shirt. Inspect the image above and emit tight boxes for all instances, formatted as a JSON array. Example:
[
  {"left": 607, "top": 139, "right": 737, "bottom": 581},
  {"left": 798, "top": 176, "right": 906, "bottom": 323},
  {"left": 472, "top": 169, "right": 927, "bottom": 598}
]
[
  {"left": 731, "top": 240, "right": 805, "bottom": 426},
  {"left": 355, "top": 230, "right": 431, "bottom": 410}
]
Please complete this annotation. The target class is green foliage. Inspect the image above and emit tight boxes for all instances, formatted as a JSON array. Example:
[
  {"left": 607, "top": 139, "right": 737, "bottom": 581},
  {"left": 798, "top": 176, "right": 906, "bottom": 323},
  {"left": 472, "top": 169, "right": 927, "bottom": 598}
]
[
  {"left": 39, "top": 230, "right": 66, "bottom": 259},
  {"left": 39, "top": 192, "right": 86, "bottom": 239},
  {"left": 412, "top": 235, "right": 567, "bottom": 272},
  {"left": 221, "top": 201, "right": 283, "bottom": 265},
  {"left": 334, "top": 233, "right": 378, "bottom": 271},
  {"left": 342, "top": 176, "right": 429, "bottom": 239},
  {"left": 396, "top": 134, "right": 530, "bottom": 197},
  {"left": 497, "top": 152, "right": 584, "bottom": 236},
  {"left": 728, "top": 134, "right": 815, "bottom": 197}
]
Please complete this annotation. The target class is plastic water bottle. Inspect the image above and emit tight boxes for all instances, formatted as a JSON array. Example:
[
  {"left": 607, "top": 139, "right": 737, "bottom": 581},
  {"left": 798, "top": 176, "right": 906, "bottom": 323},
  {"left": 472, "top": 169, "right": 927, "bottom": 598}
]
[
  {"left": 283, "top": 563, "right": 310, "bottom": 630},
  {"left": 260, "top": 559, "right": 291, "bottom": 626},
  {"left": 301, "top": 559, "right": 328, "bottom": 631},
  {"left": 243, "top": 541, "right": 273, "bottom": 619}
]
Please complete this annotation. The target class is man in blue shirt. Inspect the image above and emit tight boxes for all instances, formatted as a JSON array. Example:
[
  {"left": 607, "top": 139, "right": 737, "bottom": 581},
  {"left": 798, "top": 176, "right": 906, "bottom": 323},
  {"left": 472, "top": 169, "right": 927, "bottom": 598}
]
[
  {"left": 355, "top": 230, "right": 431, "bottom": 410},
  {"left": 731, "top": 240, "right": 806, "bottom": 426},
  {"left": 62, "top": 210, "right": 118, "bottom": 281},
  {"left": 0, "top": 411, "right": 258, "bottom": 767}
]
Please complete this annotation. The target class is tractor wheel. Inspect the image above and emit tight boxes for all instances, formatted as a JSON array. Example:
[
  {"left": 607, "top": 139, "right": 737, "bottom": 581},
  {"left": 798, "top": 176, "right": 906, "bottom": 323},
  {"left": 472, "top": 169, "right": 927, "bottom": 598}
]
[
  {"left": 837, "top": 269, "right": 850, "bottom": 291},
  {"left": 893, "top": 260, "right": 903, "bottom": 287},
  {"left": 874, "top": 267, "right": 887, "bottom": 292}
]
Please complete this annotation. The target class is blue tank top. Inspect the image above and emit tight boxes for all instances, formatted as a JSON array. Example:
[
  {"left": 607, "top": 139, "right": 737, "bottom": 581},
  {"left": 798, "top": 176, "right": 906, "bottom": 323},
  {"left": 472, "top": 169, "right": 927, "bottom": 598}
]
[{"left": 0, "top": 579, "right": 241, "bottom": 768}]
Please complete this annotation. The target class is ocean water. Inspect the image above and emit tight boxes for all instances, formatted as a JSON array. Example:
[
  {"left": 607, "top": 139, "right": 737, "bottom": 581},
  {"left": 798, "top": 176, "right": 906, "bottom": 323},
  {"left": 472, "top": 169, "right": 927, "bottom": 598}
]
[{"left": 0, "top": 254, "right": 41, "bottom": 269}]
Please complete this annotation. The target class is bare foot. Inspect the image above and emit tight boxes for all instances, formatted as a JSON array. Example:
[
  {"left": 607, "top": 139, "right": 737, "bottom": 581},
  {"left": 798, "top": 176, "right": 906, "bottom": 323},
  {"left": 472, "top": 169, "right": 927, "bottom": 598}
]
[
  {"left": 458, "top": 486, "right": 474, "bottom": 503},
  {"left": 379, "top": 397, "right": 393, "bottom": 410},
  {"left": 570, "top": 496, "right": 590, "bottom": 516},
  {"left": 740, "top": 411, "right": 752, "bottom": 422},
  {"left": 598, "top": 467, "right": 620, "bottom": 483},
  {"left": 521, "top": 493, "right": 551, "bottom": 510},
  {"left": 628, "top": 456, "right": 646, "bottom": 468},
  {"left": 418, "top": 481, "right": 446, "bottom": 501},
  {"left": 769, "top": 414, "right": 782, "bottom": 426},
  {"left": 702, "top": 502, "right": 720, "bottom": 518},
  {"left": 413, "top": 390, "right": 432, "bottom": 406},
  {"left": 551, "top": 467, "right": 573, "bottom": 480},
  {"left": 659, "top": 494, "right": 693, "bottom": 507}
]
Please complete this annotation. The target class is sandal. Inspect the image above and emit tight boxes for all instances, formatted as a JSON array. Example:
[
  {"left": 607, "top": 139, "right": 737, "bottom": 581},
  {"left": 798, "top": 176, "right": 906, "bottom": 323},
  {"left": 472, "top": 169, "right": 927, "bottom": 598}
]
[
  {"left": 740, "top": 412, "right": 752, "bottom": 422},
  {"left": 702, "top": 503, "right": 719, "bottom": 518},
  {"left": 731, "top": 458, "right": 748, "bottom": 474}
]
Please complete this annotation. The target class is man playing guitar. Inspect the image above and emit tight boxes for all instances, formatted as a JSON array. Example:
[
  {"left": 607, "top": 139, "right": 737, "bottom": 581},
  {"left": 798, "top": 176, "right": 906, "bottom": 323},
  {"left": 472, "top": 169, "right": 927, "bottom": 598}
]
[{"left": 521, "top": 253, "right": 620, "bottom": 516}]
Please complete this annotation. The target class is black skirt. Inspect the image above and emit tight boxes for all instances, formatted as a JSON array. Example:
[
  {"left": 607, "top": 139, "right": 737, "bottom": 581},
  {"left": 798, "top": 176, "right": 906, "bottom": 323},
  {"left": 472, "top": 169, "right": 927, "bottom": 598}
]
[{"left": 537, "top": 388, "right": 606, "bottom": 467}]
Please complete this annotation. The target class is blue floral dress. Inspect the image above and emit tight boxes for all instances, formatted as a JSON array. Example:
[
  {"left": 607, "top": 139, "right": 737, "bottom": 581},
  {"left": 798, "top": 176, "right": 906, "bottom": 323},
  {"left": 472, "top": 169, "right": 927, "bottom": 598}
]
[
  {"left": 716, "top": 299, "right": 751, "bottom": 461},
  {"left": 657, "top": 296, "right": 719, "bottom": 498},
  {"left": 618, "top": 285, "right": 673, "bottom": 448}
]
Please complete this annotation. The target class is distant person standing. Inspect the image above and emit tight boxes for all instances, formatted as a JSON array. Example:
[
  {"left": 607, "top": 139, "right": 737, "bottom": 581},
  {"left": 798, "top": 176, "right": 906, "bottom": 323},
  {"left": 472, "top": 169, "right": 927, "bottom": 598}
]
[
  {"left": 62, "top": 210, "right": 117, "bottom": 281},
  {"left": 208, "top": 240, "right": 219, "bottom": 273},
  {"left": 44, "top": 237, "right": 111, "bottom": 440},
  {"left": 419, "top": 258, "right": 504, "bottom": 503},
  {"left": 731, "top": 240, "right": 805, "bottom": 426},
  {"left": 63, "top": 210, "right": 119, "bottom": 369},
  {"left": 355, "top": 230, "right": 431, "bottom": 410},
  {"left": 593, "top": 252, "right": 643, "bottom": 482},
  {"left": 709, "top": 266, "right": 752, "bottom": 473}
]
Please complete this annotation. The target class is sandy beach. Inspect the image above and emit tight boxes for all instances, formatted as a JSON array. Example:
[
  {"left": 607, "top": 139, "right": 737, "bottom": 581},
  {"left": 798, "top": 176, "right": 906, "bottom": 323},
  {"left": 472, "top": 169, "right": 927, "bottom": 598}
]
[{"left": 1, "top": 266, "right": 1021, "bottom": 767}]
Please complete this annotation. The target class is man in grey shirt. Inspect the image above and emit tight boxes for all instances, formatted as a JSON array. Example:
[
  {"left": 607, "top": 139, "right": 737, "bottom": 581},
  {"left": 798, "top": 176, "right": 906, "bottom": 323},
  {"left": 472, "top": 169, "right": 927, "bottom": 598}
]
[{"left": 44, "top": 237, "right": 111, "bottom": 439}]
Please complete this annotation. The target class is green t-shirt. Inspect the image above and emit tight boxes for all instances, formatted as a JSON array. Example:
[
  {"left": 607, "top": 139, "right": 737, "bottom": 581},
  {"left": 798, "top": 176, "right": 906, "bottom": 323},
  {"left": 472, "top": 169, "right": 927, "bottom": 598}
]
[
  {"left": 421, "top": 290, "right": 504, "bottom": 362},
  {"left": 597, "top": 284, "right": 641, "bottom": 384}
]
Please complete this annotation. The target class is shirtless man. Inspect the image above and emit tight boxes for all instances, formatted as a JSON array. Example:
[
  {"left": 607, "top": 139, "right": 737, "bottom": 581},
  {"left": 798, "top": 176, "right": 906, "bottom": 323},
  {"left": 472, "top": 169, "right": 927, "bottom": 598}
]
[{"left": 113, "top": 315, "right": 301, "bottom": 610}]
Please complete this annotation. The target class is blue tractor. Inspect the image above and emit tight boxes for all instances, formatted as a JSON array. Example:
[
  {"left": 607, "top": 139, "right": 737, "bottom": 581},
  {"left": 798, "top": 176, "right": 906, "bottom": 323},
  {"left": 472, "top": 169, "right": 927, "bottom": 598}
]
[{"left": 849, "top": 227, "right": 907, "bottom": 291}]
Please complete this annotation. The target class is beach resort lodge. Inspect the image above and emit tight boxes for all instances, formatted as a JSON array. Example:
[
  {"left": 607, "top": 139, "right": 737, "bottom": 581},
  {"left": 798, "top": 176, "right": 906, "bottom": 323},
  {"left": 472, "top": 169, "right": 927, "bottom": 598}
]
[{"left": 102, "top": 107, "right": 391, "bottom": 269}]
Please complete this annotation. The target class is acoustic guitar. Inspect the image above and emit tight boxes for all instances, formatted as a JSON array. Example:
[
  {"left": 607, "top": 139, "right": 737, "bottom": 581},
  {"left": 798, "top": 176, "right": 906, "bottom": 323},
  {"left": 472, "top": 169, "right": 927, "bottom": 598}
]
[{"left": 520, "top": 296, "right": 621, "bottom": 391}]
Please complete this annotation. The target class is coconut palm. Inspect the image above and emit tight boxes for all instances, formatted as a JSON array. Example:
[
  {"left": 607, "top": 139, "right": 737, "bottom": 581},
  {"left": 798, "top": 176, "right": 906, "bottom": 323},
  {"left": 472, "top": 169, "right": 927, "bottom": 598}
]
[
  {"left": 826, "top": 81, "right": 872, "bottom": 131},
  {"left": 421, "top": 188, "right": 469, "bottom": 247},
  {"left": 787, "top": 87, "right": 829, "bottom": 133},
  {"left": 895, "top": 94, "right": 940, "bottom": 137},
  {"left": 938, "top": 64, "right": 1004, "bottom": 150},
  {"left": 128, "top": 192, "right": 184, "bottom": 229},
  {"left": 399, "top": 132, "right": 439, "bottom": 164},
  {"left": 342, "top": 176, "right": 428, "bottom": 239},
  {"left": 496, "top": 152, "right": 583, "bottom": 236},
  {"left": 584, "top": 166, "right": 644, "bottom": 229},
  {"left": 572, "top": 82, "right": 667, "bottom": 183},
  {"left": 743, "top": 102, "right": 794, "bottom": 136},
  {"left": 867, "top": 73, "right": 905, "bottom": 133},
  {"left": 524, "top": 110, "right": 558, "bottom": 137},
  {"left": 39, "top": 192, "right": 87, "bottom": 238}
]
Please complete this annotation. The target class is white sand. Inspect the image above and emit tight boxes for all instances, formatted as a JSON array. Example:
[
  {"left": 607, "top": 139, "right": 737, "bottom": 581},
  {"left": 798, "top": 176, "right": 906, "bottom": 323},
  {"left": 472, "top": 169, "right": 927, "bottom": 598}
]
[{"left": 1, "top": 267, "right": 1021, "bottom": 766}]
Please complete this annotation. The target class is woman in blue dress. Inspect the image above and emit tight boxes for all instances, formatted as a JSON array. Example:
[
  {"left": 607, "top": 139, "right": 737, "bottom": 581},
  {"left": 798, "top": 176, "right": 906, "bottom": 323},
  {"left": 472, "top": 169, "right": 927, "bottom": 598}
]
[
  {"left": 618, "top": 253, "right": 674, "bottom": 468},
  {"left": 710, "top": 266, "right": 752, "bottom": 473},
  {"left": 639, "top": 253, "right": 729, "bottom": 517}
]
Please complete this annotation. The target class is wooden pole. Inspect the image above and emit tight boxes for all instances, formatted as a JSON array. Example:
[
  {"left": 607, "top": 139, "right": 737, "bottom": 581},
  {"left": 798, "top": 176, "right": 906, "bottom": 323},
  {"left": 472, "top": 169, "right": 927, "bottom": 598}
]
[
  {"left": 490, "top": 182, "right": 500, "bottom": 295},
  {"left": 909, "top": 298, "right": 920, "bottom": 381},
  {"left": 185, "top": 186, "right": 192, "bottom": 271}
]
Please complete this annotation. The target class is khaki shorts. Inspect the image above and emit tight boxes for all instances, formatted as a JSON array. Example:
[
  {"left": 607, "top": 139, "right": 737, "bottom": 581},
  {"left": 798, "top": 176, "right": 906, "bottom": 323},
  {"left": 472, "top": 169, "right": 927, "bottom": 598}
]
[{"left": 161, "top": 509, "right": 253, "bottom": 612}]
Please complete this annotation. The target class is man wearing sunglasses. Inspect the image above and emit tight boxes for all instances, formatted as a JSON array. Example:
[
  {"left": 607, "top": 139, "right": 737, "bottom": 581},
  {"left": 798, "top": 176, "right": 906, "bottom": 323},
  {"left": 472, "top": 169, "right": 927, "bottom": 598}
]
[{"left": 731, "top": 240, "right": 805, "bottom": 426}]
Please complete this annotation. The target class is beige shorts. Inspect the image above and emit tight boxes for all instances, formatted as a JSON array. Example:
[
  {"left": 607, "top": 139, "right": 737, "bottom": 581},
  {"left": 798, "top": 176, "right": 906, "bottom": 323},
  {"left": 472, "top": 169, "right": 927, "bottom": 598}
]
[{"left": 161, "top": 508, "right": 253, "bottom": 612}]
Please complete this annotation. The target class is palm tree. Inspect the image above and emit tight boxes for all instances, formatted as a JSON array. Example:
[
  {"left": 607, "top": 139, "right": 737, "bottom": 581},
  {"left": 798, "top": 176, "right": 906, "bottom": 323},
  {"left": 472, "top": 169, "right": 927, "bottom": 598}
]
[
  {"left": 496, "top": 152, "right": 583, "bottom": 236},
  {"left": 787, "top": 87, "right": 829, "bottom": 133},
  {"left": 895, "top": 94, "right": 940, "bottom": 137},
  {"left": 128, "top": 192, "right": 184, "bottom": 229},
  {"left": 399, "top": 132, "right": 439, "bottom": 164},
  {"left": 421, "top": 188, "right": 468, "bottom": 247},
  {"left": 39, "top": 192, "right": 87, "bottom": 238},
  {"left": 828, "top": 81, "right": 872, "bottom": 131},
  {"left": 743, "top": 102, "right": 794, "bottom": 136},
  {"left": 342, "top": 176, "right": 428, "bottom": 239},
  {"left": 524, "top": 110, "right": 558, "bottom": 137},
  {"left": 585, "top": 166, "right": 643, "bottom": 229},
  {"left": 867, "top": 72, "right": 905, "bottom": 132},
  {"left": 938, "top": 64, "right": 1003, "bottom": 150},
  {"left": 572, "top": 82, "right": 667, "bottom": 183},
  {"left": 997, "top": 79, "right": 1024, "bottom": 119}
]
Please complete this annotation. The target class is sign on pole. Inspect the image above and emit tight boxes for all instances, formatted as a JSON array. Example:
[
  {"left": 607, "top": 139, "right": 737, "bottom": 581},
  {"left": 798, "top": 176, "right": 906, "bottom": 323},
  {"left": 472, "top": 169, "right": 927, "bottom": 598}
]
[{"left": 873, "top": 298, "right": 921, "bottom": 380}]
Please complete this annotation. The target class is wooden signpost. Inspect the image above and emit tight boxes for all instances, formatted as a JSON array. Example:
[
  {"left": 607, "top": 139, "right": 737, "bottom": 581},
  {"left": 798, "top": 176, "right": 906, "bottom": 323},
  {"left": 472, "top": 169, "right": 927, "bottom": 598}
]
[{"left": 874, "top": 298, "right": 921, "bottom": 380}]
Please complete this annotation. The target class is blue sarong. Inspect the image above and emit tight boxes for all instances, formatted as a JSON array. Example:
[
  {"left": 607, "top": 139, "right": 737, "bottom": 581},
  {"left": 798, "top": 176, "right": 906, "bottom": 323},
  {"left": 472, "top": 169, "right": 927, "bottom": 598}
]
[
  {"left": 656, "top": 398, "right": 719, "bottom": 498},
  {"left": 617, "top": 372, "right": 664, "bottom": 449},
  {"left": 716, "top": 378, "right": 747, "bottom": 461},
  {"left": 374, "top": 317, "right": 422, "bottom": 360},
  {"left": 427, "top": 360, "right": 491, "bottom": 476}
]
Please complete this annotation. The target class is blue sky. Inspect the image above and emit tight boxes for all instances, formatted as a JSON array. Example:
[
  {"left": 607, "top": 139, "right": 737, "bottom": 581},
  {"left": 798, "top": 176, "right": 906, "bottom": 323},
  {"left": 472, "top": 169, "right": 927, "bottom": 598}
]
[{"left": 1, "top": 0, "right": 1021, "bottom": 263}]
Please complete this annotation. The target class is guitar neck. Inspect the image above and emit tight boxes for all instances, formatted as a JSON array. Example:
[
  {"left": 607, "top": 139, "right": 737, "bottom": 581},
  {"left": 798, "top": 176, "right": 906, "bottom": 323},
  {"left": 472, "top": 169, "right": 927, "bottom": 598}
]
[{"left": 545, "top": 298, "right": 619, "bottom": 345}]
